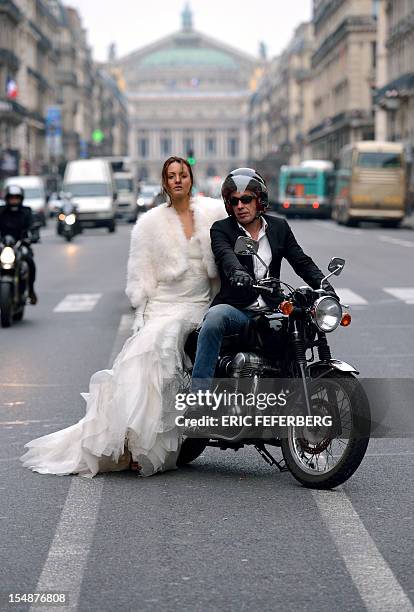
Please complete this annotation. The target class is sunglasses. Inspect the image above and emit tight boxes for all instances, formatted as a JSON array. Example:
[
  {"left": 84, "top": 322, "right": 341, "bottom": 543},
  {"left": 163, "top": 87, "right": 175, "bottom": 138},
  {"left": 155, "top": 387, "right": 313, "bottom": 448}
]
[{"left": 229, "top": 195, "right": 256, "bottom": 206}]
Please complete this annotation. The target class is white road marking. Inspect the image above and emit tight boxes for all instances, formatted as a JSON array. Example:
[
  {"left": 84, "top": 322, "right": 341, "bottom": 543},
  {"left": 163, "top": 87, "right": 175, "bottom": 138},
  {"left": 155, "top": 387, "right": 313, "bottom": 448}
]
[
  {"left": 53, "top": 293, "right": 102, "bottom": 312},
  {"left": 311, "top": 221, "right": 363, "bottom": 235},
  {"left": 312, "top": 488, "right": 414, "bottom": 612},
  {"left": 336, "top": 288, "right": 368, "bottom": 305},
  {"left": 379, "top": 235, "right": 414, "bottom": 248},
  {"left": 28, "top": 313, "right": 133, "bottom": 612},
  {"left": 29, "top": 478, "right": 104, "bottom": 612},
  {"left": 384, "top": 288, "right": 414, "bottom": 304}
]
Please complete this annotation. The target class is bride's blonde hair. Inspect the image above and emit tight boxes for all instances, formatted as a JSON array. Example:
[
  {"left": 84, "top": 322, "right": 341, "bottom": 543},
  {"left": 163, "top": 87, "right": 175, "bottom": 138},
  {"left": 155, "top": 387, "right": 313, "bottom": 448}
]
[{"left": 161, "top": 156, "right": 194, "bottom": 204}]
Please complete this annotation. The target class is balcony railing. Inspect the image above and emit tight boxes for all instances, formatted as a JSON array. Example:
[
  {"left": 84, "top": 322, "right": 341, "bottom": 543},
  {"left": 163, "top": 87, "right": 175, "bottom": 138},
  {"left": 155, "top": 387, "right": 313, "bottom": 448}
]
[
  {"left": 0, "top": 48, "right": 20, "bottom": 71},
  {"left": 312, "top": 16, "right": 376, "bottom": 67},
  {"left": 0, "top": 0, "right": 22, "bottom": 24}
]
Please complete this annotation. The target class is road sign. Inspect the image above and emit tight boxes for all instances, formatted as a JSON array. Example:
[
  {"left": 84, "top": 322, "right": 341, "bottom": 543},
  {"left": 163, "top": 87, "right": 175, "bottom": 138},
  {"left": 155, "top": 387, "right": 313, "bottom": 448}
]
[{"left": 46, "top": 106, "right": 62, "bottom": 157}]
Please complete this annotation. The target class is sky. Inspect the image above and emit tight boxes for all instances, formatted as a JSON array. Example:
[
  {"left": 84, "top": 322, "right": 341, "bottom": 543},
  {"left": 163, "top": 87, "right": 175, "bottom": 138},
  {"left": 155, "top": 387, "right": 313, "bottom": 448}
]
[{"left": 64, "top": 0, "right": 313, "bottom": 62}]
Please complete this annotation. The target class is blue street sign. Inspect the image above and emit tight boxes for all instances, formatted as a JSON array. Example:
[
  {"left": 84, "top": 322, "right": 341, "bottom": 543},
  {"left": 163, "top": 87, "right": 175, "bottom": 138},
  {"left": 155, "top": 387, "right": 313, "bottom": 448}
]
[
  {"left": 79, "top": 139, "right": 88, "bottom": 159},
  {"left": 46, "top": 106, "right": 62, "bottom": 137}
]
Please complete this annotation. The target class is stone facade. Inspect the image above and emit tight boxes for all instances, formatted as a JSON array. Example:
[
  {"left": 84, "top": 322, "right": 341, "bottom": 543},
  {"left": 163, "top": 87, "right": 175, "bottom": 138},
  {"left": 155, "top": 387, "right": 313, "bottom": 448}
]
[
  {"left": 309, "top": 0, "right": 377, "bottom": 160},
  {"left": 250, "top": 23, "right": 313, "bottom": 164},
  {"left": 0, "top": 0, "right": 24, "bottom": 177},
  {"left": 0, "top": 0, "right": 128, "bottom": 181},
  {"left": 375, "top": 0, "right": 414, "bottom": 147},
  {"left": 247, "top": 22, "right": 314, "bottom": 200},
  {"left": 91, "top": 68, "right": 128, "bottom": 158},
  {"left": 109, "top": 7, "right": 259, "bottom": 182}
]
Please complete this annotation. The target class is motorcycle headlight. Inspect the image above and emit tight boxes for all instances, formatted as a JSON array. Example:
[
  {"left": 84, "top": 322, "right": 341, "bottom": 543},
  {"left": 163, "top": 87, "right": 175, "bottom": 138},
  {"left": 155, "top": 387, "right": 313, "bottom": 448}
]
[
  {"left": 65, "top": 214, "right": 76, "bottom": 226},
  {"left": 0, "top": 246, "right": 16, "bottom": 266},
  {"left": 313, "top": 296, "right": 342, "bottom": 333}
]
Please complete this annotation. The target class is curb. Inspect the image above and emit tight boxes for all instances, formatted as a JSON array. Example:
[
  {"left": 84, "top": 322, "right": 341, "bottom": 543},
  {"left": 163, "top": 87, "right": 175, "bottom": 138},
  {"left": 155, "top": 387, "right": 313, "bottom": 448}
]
[{"left": 402, "top": 215, "right": 414, "bottom": 229}]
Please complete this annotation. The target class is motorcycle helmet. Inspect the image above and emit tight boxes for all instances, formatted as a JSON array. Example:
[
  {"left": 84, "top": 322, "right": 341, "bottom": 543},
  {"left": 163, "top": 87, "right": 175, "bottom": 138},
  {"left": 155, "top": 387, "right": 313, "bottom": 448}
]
[
  {"left": 5, "top": 184, "right": 24, "bottom": 210},
  {"left": 221, "top": 168, "right": 268, "bottom": 216}
]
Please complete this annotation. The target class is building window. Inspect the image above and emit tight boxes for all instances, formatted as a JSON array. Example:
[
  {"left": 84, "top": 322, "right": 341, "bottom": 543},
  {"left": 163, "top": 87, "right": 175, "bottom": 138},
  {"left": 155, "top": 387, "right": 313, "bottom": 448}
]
[
  {"left": 160, "top": 136, "right": 171, "bottom": 156},
  {"left": 183, "top": 137, "right": 194, "bottom": 157},
  {"left": 138, "top": 137, "right": 148, "bottom": 158},
  {"left": 206, "top": 135, "right": 216, "bottom": 156},
  {"left": 138, "top": 166, "right": 148, "bottom": 181},
  {"left": 371, "top": 41, "right": 377, "bottom": 69},
  {"left": 207, "top": 165, "right": 217, "bottom": 177},
  {"left": 228, "top": 137, "right": 239, "bottom": 158}
]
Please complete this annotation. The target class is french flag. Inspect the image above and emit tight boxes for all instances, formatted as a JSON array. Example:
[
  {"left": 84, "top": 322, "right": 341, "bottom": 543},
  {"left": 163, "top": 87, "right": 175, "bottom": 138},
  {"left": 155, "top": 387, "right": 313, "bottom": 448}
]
[{"left": 6, "top": 77, "right": 18, "bottom": 99}]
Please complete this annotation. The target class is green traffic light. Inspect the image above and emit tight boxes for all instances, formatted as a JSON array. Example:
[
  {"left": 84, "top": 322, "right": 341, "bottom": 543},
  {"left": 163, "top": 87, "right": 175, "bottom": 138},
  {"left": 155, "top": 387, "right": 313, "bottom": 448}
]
[
  {"left": 92, "top": 129, "right": 104, "bottom": 144},
  {"left": 187, "top": 157, "right": 196, "bottom": 166}
]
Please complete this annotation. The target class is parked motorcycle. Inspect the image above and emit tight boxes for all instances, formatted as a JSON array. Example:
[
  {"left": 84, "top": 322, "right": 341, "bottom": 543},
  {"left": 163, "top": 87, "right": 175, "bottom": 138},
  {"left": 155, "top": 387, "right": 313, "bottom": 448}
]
[
  {"left": 0, "top": 233, "right": 33, "bottom": 327},
  {"left": 56, "top": 195, "right": 82, "bottom": 242},
  {"left": 178, "top": 236, "right": 370, "bottom": 489}
]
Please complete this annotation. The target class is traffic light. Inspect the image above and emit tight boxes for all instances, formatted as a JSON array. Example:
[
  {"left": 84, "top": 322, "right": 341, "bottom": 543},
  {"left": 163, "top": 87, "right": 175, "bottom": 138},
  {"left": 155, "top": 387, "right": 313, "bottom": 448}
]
[{"left": 187, "top": 149, "right": 196, "bottom": 166}]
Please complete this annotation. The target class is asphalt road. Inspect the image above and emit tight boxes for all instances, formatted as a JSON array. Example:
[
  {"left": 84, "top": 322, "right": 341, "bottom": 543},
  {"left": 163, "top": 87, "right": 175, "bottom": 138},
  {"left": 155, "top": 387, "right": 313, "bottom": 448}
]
[{"left": 0, "top": 216, "right": 413, "bottom": 612}]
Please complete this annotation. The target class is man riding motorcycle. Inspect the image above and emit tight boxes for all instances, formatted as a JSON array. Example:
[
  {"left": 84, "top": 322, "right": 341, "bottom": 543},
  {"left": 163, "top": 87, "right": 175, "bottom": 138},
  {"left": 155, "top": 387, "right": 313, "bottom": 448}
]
[
  {"left": 0, "top": 185, "right": 38, "bottom": 304},
  {"left": 191, "top": 168, "right": 337, "bottom": 390}
]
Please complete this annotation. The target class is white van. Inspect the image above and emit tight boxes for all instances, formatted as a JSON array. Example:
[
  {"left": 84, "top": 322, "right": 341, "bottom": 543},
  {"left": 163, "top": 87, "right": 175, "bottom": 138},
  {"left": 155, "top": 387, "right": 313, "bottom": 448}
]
[
  {"left": 63, "top": 159, "right": 117, "bottom": 232},
  {"left": 114, "top": 172, "right": 137, "bottom": 222},
  {"left": 4, "top": 175, "right": 47, "bottom": 226}
]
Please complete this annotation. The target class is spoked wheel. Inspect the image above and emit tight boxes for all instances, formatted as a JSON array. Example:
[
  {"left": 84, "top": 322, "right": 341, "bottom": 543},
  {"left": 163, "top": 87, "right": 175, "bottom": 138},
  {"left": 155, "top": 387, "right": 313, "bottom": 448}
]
[
  {"left": 176, "top": 367, "right": 208, "bottom": 466},
  {"left": 281, "top": 371, "right": 370, "bottom": 489}
]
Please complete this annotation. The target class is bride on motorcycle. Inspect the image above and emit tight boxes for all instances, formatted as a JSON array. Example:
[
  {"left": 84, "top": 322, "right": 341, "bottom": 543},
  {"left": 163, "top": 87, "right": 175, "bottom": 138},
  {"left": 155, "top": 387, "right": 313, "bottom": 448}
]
[{"left": 20, "top": 157, "right": 226, "bottom": 477}]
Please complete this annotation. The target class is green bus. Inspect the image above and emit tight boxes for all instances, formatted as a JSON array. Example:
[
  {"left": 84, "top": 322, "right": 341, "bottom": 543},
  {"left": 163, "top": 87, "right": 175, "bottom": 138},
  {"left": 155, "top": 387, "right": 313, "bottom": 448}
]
[{"left": 278, "top": 161, "right": 335, "bottom": 218}]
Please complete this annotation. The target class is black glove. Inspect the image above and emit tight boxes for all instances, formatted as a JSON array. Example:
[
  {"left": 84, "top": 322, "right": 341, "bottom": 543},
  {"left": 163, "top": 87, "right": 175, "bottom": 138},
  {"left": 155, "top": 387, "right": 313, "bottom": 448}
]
[
  {"left": 230, "top": 269, "right": 254, "bottom": 289},
  {"left": 262, "top": 279, "right": 282, "bottom": 296}
]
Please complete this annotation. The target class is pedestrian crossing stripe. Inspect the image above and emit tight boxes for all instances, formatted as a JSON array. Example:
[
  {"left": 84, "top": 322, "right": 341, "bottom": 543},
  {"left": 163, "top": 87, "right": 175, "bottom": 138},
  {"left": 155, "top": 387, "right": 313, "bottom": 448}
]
[
  {"left": 336, "top": 289, "right": 368, "bottom": 305},
  {"left": 384, "top": 288, "right": 414, "bottom": 304},
  {"left": 53, "top": 293, "right": 102, "bottom": 312},
  {"left": 52, "top": 289, "right": 414, "bottom": 312}
]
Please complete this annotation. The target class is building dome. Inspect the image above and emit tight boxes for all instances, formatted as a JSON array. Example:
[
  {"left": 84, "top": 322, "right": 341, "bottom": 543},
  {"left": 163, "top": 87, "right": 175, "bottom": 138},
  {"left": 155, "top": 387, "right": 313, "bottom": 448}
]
[{"left": 140, "top": 47, "right": 237, "bottom": 69}]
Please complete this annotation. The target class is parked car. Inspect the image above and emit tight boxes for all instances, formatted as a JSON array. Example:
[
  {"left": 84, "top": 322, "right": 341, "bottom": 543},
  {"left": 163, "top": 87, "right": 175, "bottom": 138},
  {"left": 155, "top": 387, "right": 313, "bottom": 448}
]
[
  {"left": 4, "top": 175, "right": 48, "bottom": 226},
  {"left": 137, "top": 184, "right": 162, "bottom": 212},
  {"left": 62, "top": 159, "right": 117, "bottom": 232}
]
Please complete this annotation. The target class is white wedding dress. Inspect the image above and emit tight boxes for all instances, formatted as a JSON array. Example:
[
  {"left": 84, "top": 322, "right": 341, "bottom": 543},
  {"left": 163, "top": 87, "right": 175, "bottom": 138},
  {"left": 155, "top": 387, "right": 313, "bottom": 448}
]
[{"left": 20, "top": 237, "right": 211, "bottom": 478}]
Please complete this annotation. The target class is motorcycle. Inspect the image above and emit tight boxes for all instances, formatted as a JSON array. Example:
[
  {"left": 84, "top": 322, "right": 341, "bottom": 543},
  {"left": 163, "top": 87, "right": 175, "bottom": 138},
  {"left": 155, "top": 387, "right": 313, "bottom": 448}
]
[
  {"left": 178, "top": 236, "right": 370, "bottom": 489},
  {"left": 0, "top": 232, "right": 34, "bottom": 327},
  {"left": 56, "top": 195, "right": 82, "bottom": 242}
]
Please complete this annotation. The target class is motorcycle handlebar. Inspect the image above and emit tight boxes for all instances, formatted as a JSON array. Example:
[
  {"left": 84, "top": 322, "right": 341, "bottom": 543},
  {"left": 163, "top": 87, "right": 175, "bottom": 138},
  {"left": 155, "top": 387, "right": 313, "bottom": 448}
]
[{"left": 252, "top": 284, "right": 273, "bottom": 294}]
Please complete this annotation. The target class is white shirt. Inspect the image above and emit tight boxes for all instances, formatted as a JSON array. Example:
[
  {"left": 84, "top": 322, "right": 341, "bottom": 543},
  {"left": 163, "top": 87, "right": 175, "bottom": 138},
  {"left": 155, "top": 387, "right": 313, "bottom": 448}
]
[{"left": 237, "top": 216, "right": 272, "bottom": 309}]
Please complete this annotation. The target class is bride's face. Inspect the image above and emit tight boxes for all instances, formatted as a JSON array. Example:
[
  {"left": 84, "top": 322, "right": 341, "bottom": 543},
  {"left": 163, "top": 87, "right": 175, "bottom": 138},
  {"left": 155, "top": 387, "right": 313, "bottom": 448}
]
[{"left": 166, "top": 162, "right": 192, "bottom": 198}]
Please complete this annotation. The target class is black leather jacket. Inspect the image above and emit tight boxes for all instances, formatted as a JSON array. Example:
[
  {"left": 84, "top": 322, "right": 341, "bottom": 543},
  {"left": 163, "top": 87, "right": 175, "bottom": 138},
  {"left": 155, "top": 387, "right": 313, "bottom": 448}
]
[
  {"left": 0, "top": 205, "right": 33, "bottom": 242},
  {"left": 210, "top": 214, "right": 335, "bottom": 309}
]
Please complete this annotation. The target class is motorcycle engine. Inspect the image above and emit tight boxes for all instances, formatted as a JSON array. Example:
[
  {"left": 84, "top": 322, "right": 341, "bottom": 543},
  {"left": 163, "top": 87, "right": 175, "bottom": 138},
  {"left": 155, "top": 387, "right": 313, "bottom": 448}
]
[{"left": 218, "top": 352, "right": 280, "bottom": 378}]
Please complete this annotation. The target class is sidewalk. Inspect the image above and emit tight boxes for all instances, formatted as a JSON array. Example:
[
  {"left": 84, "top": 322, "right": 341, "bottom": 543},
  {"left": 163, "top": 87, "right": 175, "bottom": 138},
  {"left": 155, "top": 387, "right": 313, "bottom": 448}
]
[{"left": 402, "top": 213, "right": 414, "bottom": 229}]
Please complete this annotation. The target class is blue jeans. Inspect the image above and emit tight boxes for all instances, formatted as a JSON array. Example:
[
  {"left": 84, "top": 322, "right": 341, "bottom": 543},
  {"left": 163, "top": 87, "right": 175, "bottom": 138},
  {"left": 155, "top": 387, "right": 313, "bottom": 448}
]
[{"left": 191, "top": 304, "right": 253, "bottom": 391}]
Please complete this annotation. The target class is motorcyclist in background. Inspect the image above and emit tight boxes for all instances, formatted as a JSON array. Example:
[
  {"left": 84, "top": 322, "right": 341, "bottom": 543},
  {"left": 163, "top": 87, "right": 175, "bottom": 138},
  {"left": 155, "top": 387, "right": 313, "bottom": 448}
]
[{"left": 0, "top": 185, "right": 38, "bottom": 304}]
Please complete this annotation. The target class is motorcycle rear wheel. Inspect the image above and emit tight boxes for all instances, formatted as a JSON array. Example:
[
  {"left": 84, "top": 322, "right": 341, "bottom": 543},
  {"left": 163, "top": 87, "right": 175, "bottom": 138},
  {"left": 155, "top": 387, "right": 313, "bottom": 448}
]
[
  {"left": 13, "top": 308, "right": 24, "bottom": 322},
  {"left": 0, "top": 284, "right": 13, "bottom": 328},
  {"left": 281, "top": 371, "right": 370, "bottom": 489}
]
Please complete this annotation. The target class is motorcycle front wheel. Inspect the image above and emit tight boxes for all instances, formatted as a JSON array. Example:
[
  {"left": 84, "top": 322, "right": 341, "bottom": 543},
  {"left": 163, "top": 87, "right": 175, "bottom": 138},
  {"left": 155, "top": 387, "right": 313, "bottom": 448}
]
[
  {"left": 0, "top": 283, "right": 13, "bottom": 327},
  {"left": 281, "top": 371, "right": 370, "bottom": 489}
]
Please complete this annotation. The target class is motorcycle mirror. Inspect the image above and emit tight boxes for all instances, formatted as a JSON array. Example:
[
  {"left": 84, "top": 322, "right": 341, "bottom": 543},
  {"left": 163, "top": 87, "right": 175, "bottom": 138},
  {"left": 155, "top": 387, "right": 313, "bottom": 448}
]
[
  {"left": 328, "top": 257, "right": 345, "bottom": 276},
  {"left": 234, "top": 236, "right": 259, "bottom": 256}
]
